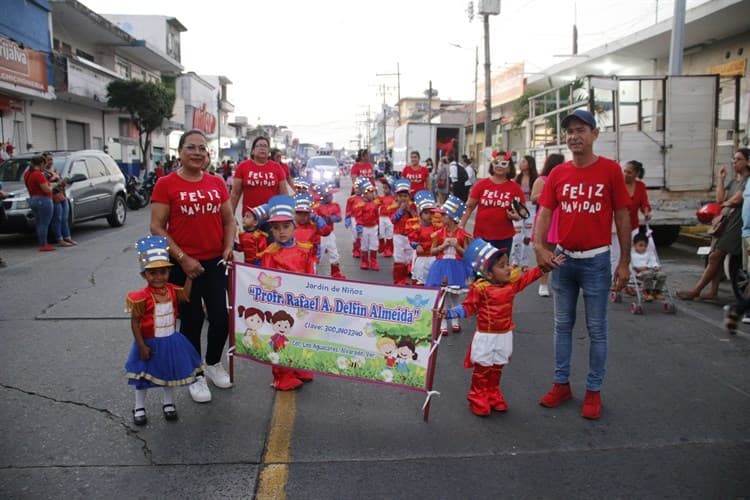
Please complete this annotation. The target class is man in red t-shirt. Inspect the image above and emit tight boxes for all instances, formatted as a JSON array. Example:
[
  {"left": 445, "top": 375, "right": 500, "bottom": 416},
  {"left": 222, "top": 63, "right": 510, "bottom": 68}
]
[
  {"left": 401, "top": 151, "right": 430, "bottom": 197},
  {"left": 533, "top": 109, "right": 631, "bottom": 421}
]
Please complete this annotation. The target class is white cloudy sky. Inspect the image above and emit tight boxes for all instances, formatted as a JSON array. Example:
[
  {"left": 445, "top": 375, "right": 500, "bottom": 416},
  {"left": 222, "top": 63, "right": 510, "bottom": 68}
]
[{"left": 81, "top": 0, "right": 709, "bottom": 148}]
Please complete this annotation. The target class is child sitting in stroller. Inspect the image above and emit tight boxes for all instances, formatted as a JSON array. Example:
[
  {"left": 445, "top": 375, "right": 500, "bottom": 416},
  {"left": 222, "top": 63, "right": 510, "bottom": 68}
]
[{"left": 631, "top": 232, "right": 667, "bottom": 301}]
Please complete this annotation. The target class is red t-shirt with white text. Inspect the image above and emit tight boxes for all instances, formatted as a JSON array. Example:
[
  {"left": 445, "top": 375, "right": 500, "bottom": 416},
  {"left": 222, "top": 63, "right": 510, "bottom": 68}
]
[
  {"left": 468, "top": 178, "right": 525, "bottom": 240},
  {"left": 539, "top": 156, "right": 630, "bottom": 251},
  {"left": 401, "top": 165, "right": 430, "bottom": 195},
  {"left": 234, "top": 159, "right": 287, "bottom": 213},
  {"left": 351, "top": 162, "right": 374, "bottom": 183},
  {"left": 151, "top": 172, "right": 229, "bottom": 260}
]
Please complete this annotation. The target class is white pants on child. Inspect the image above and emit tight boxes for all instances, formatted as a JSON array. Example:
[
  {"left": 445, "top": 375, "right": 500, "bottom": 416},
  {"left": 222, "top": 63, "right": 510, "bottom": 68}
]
[
  {"left": 379, "top": 216, "right": 393, "bottom": 240},
  {"left": 470, "top": 331, "right": 514, "bottom": 366},
  {"left": 320, "top": 233, "right": 340, "bottom": 265},
  {"left": 411, "top": 255, "right": 436, "bottom": 285},
  {"left": 393, "top": 234, "right": 414, "bottom": 264},
  {"left": 349, "top": 216, "right": 358, "bottom": 243},
  {"left": 360, "top": 225, "right": 379, "bottom": 252}
]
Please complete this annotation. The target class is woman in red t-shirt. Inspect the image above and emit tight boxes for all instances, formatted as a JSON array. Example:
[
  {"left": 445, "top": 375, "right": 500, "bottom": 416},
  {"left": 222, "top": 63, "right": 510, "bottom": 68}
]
[
  {"left": 459, "top": 153, "right": 524, "bottom": 251},
  {"left": 350, "top": 148, "right": 374, "bottom": 186},
  {"left": 23, "top": 155, "right": 56, "bottom": 251},
  {"left": 401, "top": 151, "right": 431, "bottom": 196},
  {"left": 623, "top": 160, "right": 651, "bottom": 231},
  {"left": 230, "top": 137, "right": 289, "bottom": 218},
  {"left": 151, "top": 129, "right": 236, "bottom": 404}
]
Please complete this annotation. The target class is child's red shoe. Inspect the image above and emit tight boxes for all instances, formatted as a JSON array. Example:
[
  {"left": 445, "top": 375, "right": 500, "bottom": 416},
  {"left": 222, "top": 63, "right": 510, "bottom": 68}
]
[
  {"left": 294, "top": 370, "right": 314, "bottom": 383},
  {"left": 383, "top": 239, "right": 393, "bottom": 257},
  {"left": 330, "top": 263, "right": 346, "bottom": 280},
  {"left": 581, "top": 390, "right": 602, "bottom": 419},
  {"left": 272, "top": 367, "right": 303, "bottom": 391},
  {"left": 369, "top": 251, "right": 379, "bottom": 271},
  {"left": 539, "top": 382, "right": 573, "bottom": 408}
]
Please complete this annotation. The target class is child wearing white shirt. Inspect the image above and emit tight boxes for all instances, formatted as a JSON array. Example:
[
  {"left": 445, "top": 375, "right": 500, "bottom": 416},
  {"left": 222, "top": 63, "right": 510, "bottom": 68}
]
[{"left": 631, "top": 232, "right": 666, "bottom": 301}]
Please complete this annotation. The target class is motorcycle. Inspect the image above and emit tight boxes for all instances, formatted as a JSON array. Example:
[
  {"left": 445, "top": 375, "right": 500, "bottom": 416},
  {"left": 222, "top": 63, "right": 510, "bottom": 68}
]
[
  {"left": 126, "top": 175, "right": 146, "bottom": 210},
  {"left": 138, "top": 172, "right": 156, "bottom": 206},
  {"left": 696, "top": 202, "right": 746, "bottom": 300}
]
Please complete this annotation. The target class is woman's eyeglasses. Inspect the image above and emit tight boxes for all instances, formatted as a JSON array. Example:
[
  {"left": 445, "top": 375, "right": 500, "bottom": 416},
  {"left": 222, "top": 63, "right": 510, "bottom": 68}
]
[{"left": 184, "top": 144, "right": 208, "bottom": 153}]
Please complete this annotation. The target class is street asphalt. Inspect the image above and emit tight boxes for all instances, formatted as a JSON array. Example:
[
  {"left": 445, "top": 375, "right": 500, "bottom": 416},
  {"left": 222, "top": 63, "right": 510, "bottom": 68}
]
[{"left": 0, "top": 177, "right": 748, "bottom": 499}]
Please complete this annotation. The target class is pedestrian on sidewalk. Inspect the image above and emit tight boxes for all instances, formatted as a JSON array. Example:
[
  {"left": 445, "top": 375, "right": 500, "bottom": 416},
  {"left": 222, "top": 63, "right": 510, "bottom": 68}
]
[
  {"left": 125, "top": 236, "right": 204, "bottom": 426},
  {"left": 533, "top": 109, "right": 632, "bottom": 420},
  {"left": 444, "top": 238, "right": 562, "bottom": 416},
  {"left": 151, "top": 129, "right": 236, "bottom": 404},
  {"left": 23, "top": 155, "right": 55, "bottom": 252},
  {"left": 724, "top": 153, "right": 750, "bottom": 333}
]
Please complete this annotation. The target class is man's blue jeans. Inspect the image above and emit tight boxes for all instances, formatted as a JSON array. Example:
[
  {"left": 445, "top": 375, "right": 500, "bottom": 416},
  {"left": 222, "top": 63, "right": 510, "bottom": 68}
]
[{"left": 550, "top": 250, "right": 611, "bottom": 391}]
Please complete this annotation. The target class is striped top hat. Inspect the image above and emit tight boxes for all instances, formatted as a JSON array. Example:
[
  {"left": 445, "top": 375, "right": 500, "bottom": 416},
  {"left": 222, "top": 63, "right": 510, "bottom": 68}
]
[
  {"left": 294, "top": 192, "right": 314, "bottom": 212},
  {"left": 267, "top": 195, "right": 296, "bottom": 223},
  {"left": 355, "top": 176, "right": 374, "bottom": 194},
  {"left": 250, "top": 203, "right": 269, "bottom": 221},
  {"left": 380, "top": 174, "right": 396, "bottom": 190},
  {"left": 393, "top": 178, "right": 411, "bottom": 194},
  {"left": 313, "top": 182, "right": 333, "bottom": 196},
  {"left": 441, "top": 195, "right": 466, "bottom": 222},
  {"left": 293, "top": 178, "right": 311, "bottom": 191},
  {"left": 414, "top": 190, "right": 436, "bottom": 213},
  {"left": 463, "top": 238, "right": 508, "bottom": 280},
  {"left": 135, "top": 235, "right": 173, "bottom": 273}
]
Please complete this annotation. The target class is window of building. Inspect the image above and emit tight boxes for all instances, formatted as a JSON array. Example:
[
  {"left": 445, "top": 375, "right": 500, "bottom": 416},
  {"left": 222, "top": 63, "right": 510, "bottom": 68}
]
[
  {"left": 115, "top": 60, "right": 131, "bottom": 79},
  {"left": 76, "top": 49, "right": 95, "bottom": 63}
]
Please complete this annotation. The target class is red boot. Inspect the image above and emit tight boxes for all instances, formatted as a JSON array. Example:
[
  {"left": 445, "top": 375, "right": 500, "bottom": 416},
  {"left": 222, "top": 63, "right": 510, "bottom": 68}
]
[
  {"left": 360, "top": 253, "right": 369, "bottom": 269},
  {"left": 467, "top": 365, "right": 491, "bottom": 416},
  {"left": 352, "top": 238, "right": 361, "bottom": 258},
  {"left": 539, "top": 382, "right": 573, "bottom": 408},
  {"left": 487, "top": 365, "right": 507, "bottom": 412},
  {"left": 271, "top": 366, "right": 303, "bottom": 391},
  {"left": 383, "top": 239, "right": 393, "bottom": 257},
  {"left": 393, "top": 262, "right": 409, "bottom": 285},
  {"left": 378, "top": 238, "right": 385, "bottom": 253},
  {"left": 369, "top": 250, "right": 379, "bottom": 271},
  {"left": 581, "top": 390, "right": 602, "bottom": 419},
  {"left": 294, "top": 370, "right": 314, "bottom": 383},
  {"left": 330, "top": 263, "right": 346, "bottom": 279}
]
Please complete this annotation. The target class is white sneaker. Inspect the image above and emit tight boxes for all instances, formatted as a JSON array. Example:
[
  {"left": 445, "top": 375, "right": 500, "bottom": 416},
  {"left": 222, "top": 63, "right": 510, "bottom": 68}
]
[
  {"left": 205, "top": 362, "right": 233, "bottom": 388},
  {"left": 189, "top": 375, "right": 212, "bottom": 403},
  {"left": 538, "top": 284, "right": 550, "bottom": 297}
]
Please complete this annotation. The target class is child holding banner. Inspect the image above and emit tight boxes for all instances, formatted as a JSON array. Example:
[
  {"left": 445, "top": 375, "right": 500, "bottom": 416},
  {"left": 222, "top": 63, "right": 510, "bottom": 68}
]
[
  {"left": 258, "top": 195, "right": 316, "bottom": 390},
  {"left": 313, "top": 183, "right": 346, "bottom": 279},
  {"left": 426, "top": 195, "right": 472, "bottom": 335},
  {"left": 409, "top": 190, "right": 440, "bottom": 285},
  {"left": 445, "top": 238, "right": 563, "bottom": 416},
  {"left": 378, "top": 175, "right": 397, "bottom": 257},
  {"left": 125, "top": 236, "right": 203, "bottom": 426},
  {"left": 391, "top": 178, "right": 418, "bottom": 285}
]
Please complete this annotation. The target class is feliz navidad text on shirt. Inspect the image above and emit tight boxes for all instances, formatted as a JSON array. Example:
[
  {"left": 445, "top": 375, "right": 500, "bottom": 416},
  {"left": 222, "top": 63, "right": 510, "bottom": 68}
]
[
  {"left": 478, "top": 189, "right": 513, "bottom": 208},
  {"left": 244, "top": 170, "right": 280, "bottom": 187},
  {"left": 177, "top": 188, "right": 223, "bottom": 215},
  {"left": 559, "top": 182, "right": 606, "bottom": 214}
]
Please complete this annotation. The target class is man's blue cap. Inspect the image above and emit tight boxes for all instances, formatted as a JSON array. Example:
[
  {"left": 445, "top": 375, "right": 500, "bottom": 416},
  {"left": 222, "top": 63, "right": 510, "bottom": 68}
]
[{"left": 561, "top": 109, "right": 596, "bottom": 130}]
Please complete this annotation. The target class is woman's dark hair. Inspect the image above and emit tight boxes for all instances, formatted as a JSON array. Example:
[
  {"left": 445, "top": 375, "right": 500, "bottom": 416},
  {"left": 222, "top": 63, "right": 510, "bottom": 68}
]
[
  {"left": 488, "top": 151, "right": 515, "bottom": 179},
  {"left": 178, "top": 129, "right": 207, "bottom": 149},
  {"left": 515, "top": 155, "right": 538, "bottom": 188},
  {"left": 541, "top": 153, "right": 565, "bottom": 176},
  {"left": 30, "top": 156, "right": 46, "bottom": 168},
  {"left": 252, "top": 136, "right": 270, "bottom": 150},
  {"left": 269, "top": 147, "right": 280, "bottom": 159},
  {"left": 356, "top": 148, "right": 369, "bottom": 162},
  {"left": 737, "top": 148, "right": 750, "bottom": 162},
  {"left": 627, "top": 160, "right": 645, "bottom": 179}
]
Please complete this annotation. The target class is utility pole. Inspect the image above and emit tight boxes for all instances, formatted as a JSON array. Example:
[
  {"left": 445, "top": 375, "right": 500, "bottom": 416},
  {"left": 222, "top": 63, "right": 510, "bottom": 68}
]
[
  {"left": 668, "top": 0, "right": 686, "bottom": 75},
  {"left": 217, "top": 90, "right": 221, "bottom": 162},
  {"left": 427, "top": 80, "right": 433, "bottom": 123},
  {"left": 478, "top": 0, "right": 500, "bottom": 148},
  {"left": 376, "top": 63, "right": 402, "bottom": 125},
  {"left": 472, "top": 46, "right": 478, "bottom": 160}
]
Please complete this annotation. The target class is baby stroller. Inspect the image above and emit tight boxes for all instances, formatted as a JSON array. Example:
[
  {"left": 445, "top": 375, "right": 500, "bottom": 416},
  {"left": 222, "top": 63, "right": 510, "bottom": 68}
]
[{"left": 610, "top": 226, "right": 677, "bottom": 315}]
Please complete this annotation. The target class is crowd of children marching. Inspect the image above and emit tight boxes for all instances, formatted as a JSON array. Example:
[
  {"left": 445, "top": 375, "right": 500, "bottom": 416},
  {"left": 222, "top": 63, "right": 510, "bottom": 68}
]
[{"left": 125, "top": 157, "right": 556, "bottom": 425}]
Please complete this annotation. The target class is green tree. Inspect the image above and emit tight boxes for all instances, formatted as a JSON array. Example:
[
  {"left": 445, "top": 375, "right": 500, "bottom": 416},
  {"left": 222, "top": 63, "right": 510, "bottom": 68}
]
[{"left": 106, "top": 79, "right": 175, "bottom": 171}]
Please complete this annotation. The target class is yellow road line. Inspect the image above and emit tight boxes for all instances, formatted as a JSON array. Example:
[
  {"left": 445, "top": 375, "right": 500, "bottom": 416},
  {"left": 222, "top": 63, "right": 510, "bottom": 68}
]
[{"left": 256, "top": 390, "right": 297, "bottom": 500}]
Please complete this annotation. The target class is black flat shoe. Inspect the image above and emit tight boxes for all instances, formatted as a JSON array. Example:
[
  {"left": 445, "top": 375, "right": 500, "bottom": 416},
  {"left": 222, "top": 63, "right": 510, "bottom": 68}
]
[
  {"left": 163, "top": 403, "right": 178, "bottom": 421},
  {"left": 133, "top": 408, "right": 147, "bottom": 426}
]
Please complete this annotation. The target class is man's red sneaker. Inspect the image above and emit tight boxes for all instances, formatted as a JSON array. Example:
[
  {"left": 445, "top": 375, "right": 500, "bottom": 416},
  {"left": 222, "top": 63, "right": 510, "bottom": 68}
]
[
  {"left": 581, "top": 390, "right": 602, "bottom": 419},
  {"left": 539, "top": 383, "right": 573, "bottom": 408}
]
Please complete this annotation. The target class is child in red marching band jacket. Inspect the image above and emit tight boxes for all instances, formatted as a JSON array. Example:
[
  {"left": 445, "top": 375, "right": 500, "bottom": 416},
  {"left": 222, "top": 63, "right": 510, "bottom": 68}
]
[
  {"left": 237, "top": 205, "right": 268, "bottom": 265},
  {"left": 353, "top": 176, "right": 381, "bottom": 271},
  {"left": 293, "top": 192, "right": 331, "bottom": 273},
  {"left": 378, "top": 175, "right": 397, "bottom": 257},
  {"left": 409, "top": 190, "right": 440, "bottom": 285},
  {"left": 256, "top": 195, "right": 316, "bottom": 390},
  {"left": 345, "top": 180, "right": 365, "bottom": 258},
  {"left": 313, "top": 182, "right": 346, "bottom": 279},
  {"left": 445, "top": 238, "right": 564, "bottom": 416},
  {"left": 390, "top": 178, "right": 418, "bottom": 285},
  {"left": 425, "top": 195, "right": 473, "bottom": 335},
  {"left": 125, "top": 236, "right": 203, "bottom": 426}
]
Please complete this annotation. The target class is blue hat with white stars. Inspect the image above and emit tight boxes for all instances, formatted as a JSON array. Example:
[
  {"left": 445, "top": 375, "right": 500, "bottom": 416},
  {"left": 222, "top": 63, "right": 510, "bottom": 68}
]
[
  {"left": 463, "top": 238, "right": 508, "bottom": 280},
  {"left": 294, "top": 192, "right": 314, "bottom": 212},
  {"left": 293, "top": 178, "right": 311, "bottom": 191},
  {"left": 414, "top": 190, "right": 436, "bottom": 213},
  {"left": 267, "top": 195, "right": 296, "bottom": 223},
  {"left": 355, "top": 176, "right": 374, "bottom": 194},
  {"left": 135, "top": 235, "right": 173, "bottom": 272},
  {"left": 441, "top": 195, "right": 466, "bottom": 222},
  {"left": 313, "top": 182, "right": 333, "bottom": 196},
  {"left": 393, "top": 178, "right": 411, "bottom": 194}
]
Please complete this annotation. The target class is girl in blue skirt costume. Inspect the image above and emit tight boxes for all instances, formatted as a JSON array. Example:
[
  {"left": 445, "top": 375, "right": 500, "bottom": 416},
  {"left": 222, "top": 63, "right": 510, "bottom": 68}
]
[
  {"left": 426, "top": 195, "right": 473, "bottom": 335},
  {"left": 125, "top": 235, "right": 204, "bottom": 425}
]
